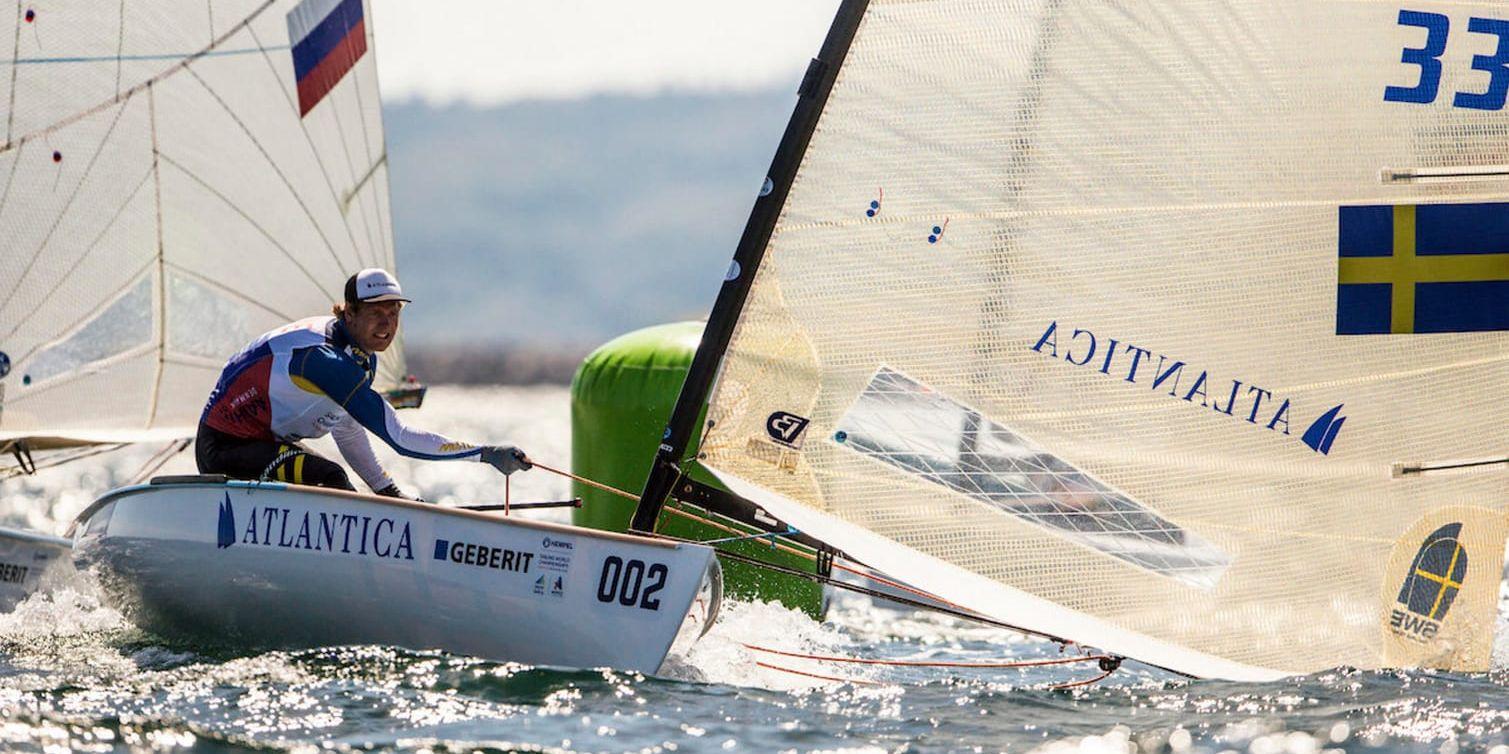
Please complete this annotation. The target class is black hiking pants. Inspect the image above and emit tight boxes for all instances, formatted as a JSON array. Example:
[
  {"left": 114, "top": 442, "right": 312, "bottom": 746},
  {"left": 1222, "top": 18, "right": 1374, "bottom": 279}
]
[{"left": 195, "top": 424, "right": 354, "bottom": 491}]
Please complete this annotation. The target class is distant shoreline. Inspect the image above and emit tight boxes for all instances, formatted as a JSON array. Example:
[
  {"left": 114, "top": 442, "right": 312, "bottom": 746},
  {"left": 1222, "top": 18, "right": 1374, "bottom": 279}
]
[{"left": 405, "top": 344, "right": 592, "bottom": 386}]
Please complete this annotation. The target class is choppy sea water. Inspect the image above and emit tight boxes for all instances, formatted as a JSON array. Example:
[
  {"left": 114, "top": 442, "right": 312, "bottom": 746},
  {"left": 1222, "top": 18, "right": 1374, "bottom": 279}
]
[{"left": 1, "top": 385, "right": 1507, "bottom": 754}]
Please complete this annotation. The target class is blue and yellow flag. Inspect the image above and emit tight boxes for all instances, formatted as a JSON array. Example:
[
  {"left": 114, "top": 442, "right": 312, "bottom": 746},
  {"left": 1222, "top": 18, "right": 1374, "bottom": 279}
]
[{"left": 1337, "top": 202, "right": 1509, "bottom": 334}]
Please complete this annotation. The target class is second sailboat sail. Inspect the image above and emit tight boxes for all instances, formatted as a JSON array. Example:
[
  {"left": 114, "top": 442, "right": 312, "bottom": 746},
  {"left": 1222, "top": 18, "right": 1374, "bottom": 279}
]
[{"left": 682, "top": 0, "right": 1509, "bottom": 679}]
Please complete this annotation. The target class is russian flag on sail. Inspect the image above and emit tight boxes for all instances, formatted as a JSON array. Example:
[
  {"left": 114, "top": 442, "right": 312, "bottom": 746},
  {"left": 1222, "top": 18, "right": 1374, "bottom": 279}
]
[{"left": 286, "top": 0, "right": 367, "bottom": 116}]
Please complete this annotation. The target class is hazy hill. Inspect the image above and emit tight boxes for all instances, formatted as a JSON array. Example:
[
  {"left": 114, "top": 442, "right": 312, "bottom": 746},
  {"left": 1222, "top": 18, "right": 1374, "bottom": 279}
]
[{"left": 385, "top": 89, "right": 798, "bottom": 358}]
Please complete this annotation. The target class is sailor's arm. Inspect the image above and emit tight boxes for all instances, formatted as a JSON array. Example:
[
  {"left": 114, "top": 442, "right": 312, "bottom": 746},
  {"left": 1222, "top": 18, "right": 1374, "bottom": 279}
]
[
  {"left": 330, "top": 414, "right": 396, "bottom": 492},
  {"left": 296, "top": 346, "right": 529, "bottom": 473}
]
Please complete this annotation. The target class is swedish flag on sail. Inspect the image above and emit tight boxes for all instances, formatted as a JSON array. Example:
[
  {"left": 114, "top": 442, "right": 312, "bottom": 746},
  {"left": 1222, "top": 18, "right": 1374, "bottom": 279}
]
[{"left": 1337, "top": 203, "right": 1509, "bottom": 334}]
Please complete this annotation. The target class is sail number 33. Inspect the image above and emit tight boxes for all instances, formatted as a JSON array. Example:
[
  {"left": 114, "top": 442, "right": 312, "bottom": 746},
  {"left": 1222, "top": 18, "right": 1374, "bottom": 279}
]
[{"left": 1385, "top": 9, "right": 1509, "bottom": 110}]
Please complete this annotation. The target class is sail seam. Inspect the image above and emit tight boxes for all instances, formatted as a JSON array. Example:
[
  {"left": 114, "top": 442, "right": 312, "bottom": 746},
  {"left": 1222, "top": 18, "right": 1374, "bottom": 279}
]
[
  {"left": 114, "top": 0, "right": 125, "bottom": 96},
  {"left": 245, "top": 21, "right": 372, "bottom": 272},
  {"left": 319, "top": 58, "right": 377, "bottom": 269},
  {"left": 147, "top": 83, "right": 166, "bottom": 427},
  {"left": 6, "top": 1, "right": 19, "bottom": 144},
  {"left": 0, "top": 0, "right": 277, "bottom": 157},
  {"left": 155, "top": 152, "right": 330, "bottom": 302},
  {"left": 0, "top": 167, "right": 154, "bottom": 339},
  {"left": 356, "top": 13, "right": 394, "bottom": 277},
  {"left": 161, "top": 260, "right": 297, "bottom": 323},
  {"left": 348, "top": 52, "right": 385, "bottom": 266},
  {"left": 4, "top": 260, "right": 157, "bottom": 369},
  {"left": 0, "top": 94, "right": 135, "bottom": 324}
]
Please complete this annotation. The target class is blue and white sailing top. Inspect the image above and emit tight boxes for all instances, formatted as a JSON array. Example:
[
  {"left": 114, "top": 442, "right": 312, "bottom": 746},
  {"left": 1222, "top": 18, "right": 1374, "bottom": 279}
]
[{"left": 201, "top": 317, "right": 481, "bottom": 489}]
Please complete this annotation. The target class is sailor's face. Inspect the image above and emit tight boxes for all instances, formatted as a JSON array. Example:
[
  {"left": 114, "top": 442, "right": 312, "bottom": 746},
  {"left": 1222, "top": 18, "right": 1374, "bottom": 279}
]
[{"left": 347, "top": 301, "right": 402, "bottom": 353}]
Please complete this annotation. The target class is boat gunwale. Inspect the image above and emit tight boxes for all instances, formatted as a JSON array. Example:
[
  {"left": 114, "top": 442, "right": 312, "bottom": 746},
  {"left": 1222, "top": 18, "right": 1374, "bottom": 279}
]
[{"left": 68, "top": 480, "right": 686, "bottom": 551}]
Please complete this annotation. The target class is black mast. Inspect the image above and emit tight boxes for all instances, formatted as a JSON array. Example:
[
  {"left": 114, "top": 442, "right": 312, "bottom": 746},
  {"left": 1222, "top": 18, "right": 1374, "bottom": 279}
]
[{"left": 630, "top": 0, "right": 872, "bottom": 533}]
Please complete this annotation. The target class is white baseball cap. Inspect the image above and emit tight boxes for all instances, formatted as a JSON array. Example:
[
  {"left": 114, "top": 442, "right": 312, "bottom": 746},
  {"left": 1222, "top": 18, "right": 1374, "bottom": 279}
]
[{"left": 344, "top": 268, "right": 411, "bottom": 304}]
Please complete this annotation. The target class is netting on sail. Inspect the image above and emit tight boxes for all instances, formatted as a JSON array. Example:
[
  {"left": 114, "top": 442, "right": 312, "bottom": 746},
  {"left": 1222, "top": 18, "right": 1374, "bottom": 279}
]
[
  {"left": 699, "top": 0, "right": 1509, "bottom": 678},
  {"left": 0, "top": 0, "right": 401, "bottom": 444}
]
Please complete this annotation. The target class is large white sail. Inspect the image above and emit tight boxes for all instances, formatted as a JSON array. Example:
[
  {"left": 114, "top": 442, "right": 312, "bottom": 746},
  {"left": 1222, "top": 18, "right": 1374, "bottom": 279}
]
[
  {"left": 0, "top": 0, "right": 402, "bottom": 446},
  {"left": 680, "top": 0, "right": 1509, "bottom": 679}
]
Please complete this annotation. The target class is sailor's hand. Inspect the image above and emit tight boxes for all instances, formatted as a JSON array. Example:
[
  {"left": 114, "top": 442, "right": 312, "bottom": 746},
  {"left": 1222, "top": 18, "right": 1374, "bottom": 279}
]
[{"left": 481, "top": 445, "right": 532, "bottom": 475}]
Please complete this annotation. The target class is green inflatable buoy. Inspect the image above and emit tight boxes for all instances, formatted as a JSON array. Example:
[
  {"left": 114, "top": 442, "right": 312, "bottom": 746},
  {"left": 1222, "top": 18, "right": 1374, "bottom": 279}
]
[{"left": 571, "top": 322, "right": 824, "bottom": 617}]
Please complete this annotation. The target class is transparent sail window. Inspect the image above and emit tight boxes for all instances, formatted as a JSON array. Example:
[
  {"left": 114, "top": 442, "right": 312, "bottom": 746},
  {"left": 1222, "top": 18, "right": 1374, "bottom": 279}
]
[
  {"left": 834, "top": 367, "right": 1230, "bottom": 588},
  {"left": 167, "top": 271, "right": 253, "bottom": 360},
  {"left": 23, "top": 276, "right": 154, "bottom": 385}
]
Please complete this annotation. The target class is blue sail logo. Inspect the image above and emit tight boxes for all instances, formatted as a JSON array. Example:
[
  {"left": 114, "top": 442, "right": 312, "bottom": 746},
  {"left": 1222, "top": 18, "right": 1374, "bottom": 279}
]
[
  {"left": 1300, "top": 404, "right": 1346, "bottom": 455},
  {"left": 1390, "top": 522, "right": 1467, "bottom": 641},
  {"left": 217, "top": 493, "right": 237, "bottom": 549}
]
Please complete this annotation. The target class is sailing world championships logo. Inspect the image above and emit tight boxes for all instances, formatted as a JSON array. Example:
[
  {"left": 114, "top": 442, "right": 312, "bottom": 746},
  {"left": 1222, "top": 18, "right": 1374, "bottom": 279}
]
[
  {"left": 215, "top": 493, "right": 414, "bottom": 560},
  {"left": 1030, "top": 321, "right": 1348, "bottom": 455},
  {"left": 1389, "top": 523, "right": 1467, "bottom": 642}
]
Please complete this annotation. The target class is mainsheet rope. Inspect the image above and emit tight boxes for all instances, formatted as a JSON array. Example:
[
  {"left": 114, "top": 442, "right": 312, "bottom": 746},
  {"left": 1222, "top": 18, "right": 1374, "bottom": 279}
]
[{"left": 522, "top": 457, "right": 1124, "bottom": 689}]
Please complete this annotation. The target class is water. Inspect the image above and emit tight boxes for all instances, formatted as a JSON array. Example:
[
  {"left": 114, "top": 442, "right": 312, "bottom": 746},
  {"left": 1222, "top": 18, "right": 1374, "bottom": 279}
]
[{"left": 1, "top": 386, "right": 1507, "bottom": 753}]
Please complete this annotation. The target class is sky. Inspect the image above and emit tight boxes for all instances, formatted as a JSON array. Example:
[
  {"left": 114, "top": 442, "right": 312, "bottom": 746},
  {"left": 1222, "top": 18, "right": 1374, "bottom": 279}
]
[{"left": 370, "top": 0, "right": 842, "bottom": 106}]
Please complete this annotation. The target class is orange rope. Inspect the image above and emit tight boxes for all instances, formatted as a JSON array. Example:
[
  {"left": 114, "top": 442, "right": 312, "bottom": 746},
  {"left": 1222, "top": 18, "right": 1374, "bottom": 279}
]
[
  {"left": 528, "top": 459, "right": 979, "bottom": 614},
  {"left": 1050, "top": 666, "right": 1118, "bottom": 690},
  {"left": 742, "top": 643, "right": 1111, "bottom": 669},
  {"left": 754, "top": 661, "right": 881, "bottom": 686},
  {"left": 524, "top": 458, "right": 1121, "bottom": 690}
]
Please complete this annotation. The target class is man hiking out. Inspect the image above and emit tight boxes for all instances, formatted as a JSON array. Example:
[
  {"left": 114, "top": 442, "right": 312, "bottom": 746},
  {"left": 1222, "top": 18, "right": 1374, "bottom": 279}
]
[{"left": 196, "top": 268, "right": 528, "bottom": 498}]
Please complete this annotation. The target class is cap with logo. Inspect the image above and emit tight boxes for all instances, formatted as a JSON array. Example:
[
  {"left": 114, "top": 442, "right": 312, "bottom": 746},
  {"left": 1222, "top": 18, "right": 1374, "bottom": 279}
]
[{"left": 344, "top": 268, "right": 411, "bottom": 305}]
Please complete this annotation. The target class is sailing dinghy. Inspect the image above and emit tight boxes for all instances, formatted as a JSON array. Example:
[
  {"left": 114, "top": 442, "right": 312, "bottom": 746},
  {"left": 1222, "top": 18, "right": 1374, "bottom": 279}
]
[
  {"left": 624, "top": 0, "right": 1509, "bottom": 681},
  {"left": 71, "top": 477, "right": 720, "bottom": 673},
  {"left": 0, "top": 0, "right": 418, "bottom": 601},
  {"left": 1, "top": 0, "right": 723, "bottom": 673}
]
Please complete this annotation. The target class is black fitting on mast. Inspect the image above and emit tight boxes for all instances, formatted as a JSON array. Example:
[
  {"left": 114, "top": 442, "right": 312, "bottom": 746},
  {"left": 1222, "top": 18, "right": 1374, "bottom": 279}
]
[{"left": 629, "top": 0, "right": 872, "bottom": 534}]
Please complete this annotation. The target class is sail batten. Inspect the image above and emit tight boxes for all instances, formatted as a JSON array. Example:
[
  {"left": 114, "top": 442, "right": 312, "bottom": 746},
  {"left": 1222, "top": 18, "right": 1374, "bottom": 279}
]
[{"left": 681, "top": 0, "right": 1509, "bottom": 678}]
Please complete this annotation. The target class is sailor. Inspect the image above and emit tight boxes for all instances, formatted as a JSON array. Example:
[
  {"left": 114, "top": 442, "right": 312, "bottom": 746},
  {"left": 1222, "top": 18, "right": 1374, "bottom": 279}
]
[{"left": 195, "top": 268, "right": 529, "bottom": 498}]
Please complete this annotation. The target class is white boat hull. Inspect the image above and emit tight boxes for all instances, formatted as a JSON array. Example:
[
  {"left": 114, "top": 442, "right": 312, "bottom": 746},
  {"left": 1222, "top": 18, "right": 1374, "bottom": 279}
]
[
  {"left": 72, "top": 479, "right": 718, "bottom": 674},
  {"left": 0, "top": 526, "right": 72, "bottom": 611}
]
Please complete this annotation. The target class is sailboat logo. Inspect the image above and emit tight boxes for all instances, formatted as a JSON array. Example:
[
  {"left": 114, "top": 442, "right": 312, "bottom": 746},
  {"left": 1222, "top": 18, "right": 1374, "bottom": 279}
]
[
  {"left": 765, "top": 411, "right": 811, "bottom": 448},
  {"left": 217, "top": 493, "right": 237, "bottom": 549},
  {"left": 1300, "top": 404, "right": 1346, "bottom": 455},
  {"left": 1390, "top": 522, "right": 1466, "bottom": 641}
]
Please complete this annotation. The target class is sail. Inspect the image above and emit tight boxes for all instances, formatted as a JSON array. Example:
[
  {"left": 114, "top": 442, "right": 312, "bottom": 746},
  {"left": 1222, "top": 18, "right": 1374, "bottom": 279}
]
[
  {"left": 687, "top": 0, "right": 1509, "bottom": 679},
  {"left": 0, "top": 0, "right": 403, "bottom": 446}
]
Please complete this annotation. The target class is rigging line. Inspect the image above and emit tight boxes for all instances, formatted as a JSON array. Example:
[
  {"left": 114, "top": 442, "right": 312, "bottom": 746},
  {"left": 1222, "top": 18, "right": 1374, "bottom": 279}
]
[
  {"left": 128, "top": 438, "right": 192, "bottom": 485},
  {"left": 0, "top": 443, "right": 129, "bottom": 480},
  {"left": 245, "top": 22, "right": 371, "bottom": 274},
  {"left": 674, "top": 539, "right": 1083, "bottom": 650},
  {"left": 3, "top": 258, "right": 156, "bottom": 368},
  {"left": 7, "top": 46, "right": 296, "bottom": 65},
  {"left": 0, "top": 166, "right": 154, "bottom": 339},
  {"left": 741, "top": 643, "right": 1115, "bottom": 670},
  {"left": 524, "top": 459, "right": 962, "bottom": 611},
  {"left": 156, "top": 152, "right": 331, "bottom": 302},
  {"left": 0, "top": 0, "right": 279, "bottom": 157},
  {"left": 753, "top": 660, "right": 881, "bottom": 686},
  {"left": 0, "top": 94, "right": 136, "bottom": 321},
  {"left": 181, "top": 65, "right": 350, "bottom": 282},
  {"left": 161, "top": 260, "right": 299, "bottom": 323}
]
